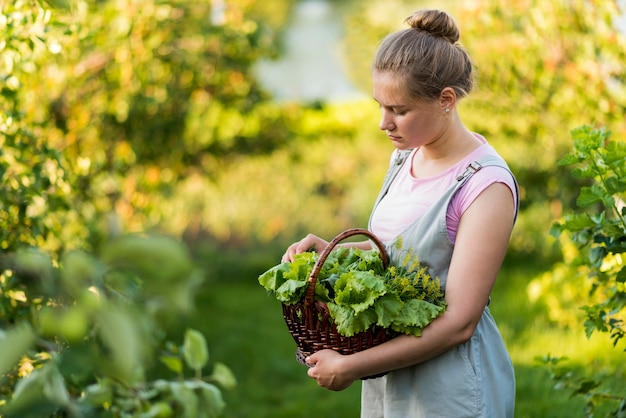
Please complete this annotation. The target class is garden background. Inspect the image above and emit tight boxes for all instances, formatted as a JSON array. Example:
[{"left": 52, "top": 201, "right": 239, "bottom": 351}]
[{"left": 1, "top": 0, "right": 625, "bottom": 417}]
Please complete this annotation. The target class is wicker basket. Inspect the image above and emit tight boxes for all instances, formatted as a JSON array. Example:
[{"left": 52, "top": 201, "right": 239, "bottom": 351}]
[{"left": 282, "top": 228, "right": 396, "bottom": 379}]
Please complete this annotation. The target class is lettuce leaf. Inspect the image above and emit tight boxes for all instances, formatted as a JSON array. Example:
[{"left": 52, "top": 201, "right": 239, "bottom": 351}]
[
  {"left": 333, "top": 270, "right": 386, "bottom": 314},
  {"left": 258, "top": 245, "right": 447, "bottom": 338},
  {"left": 327, "top": 304, "right": 378, "bottom": 337},
  {"left": 389, "top": 299, "right": 445, "bottom": 336},
  {"left": 258, "top": 252, "right": 317, "bottom": 305},
  {"left": 372, "top": 293, "right": 403, "bottom": 328}
]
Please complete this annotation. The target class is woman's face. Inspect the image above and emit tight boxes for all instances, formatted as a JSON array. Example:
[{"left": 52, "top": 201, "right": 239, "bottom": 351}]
[{"left": 373, "top": 71, "right": 446, "bottom": 151}]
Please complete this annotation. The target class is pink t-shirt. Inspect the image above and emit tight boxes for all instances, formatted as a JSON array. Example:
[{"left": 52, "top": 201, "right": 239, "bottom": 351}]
[{"left": 370, "top": 135, "right": 517, "bottom": 243}]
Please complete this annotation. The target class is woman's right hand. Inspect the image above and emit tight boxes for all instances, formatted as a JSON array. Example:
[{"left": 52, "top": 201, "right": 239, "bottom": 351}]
[{"left": 281, "top": 233, "right": 329, "bottom": 262}]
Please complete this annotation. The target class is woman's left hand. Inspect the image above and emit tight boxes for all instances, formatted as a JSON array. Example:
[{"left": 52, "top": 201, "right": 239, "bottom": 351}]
[{"left": 305, "top": 349, "right": 355, "bottom": 391}]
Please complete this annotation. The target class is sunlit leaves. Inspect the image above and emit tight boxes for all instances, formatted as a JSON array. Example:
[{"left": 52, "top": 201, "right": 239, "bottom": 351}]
[
  {"left": 183, "top": 328, "right": 209, "bottom": 374},
  {"left": 547, "top": 125, "right": 626, "bottom": 414},
  {"left": 2, "top": 362, "right": 71, "bottom": 417},
  {"left": 1, "top": 234, "right": 235, "bottom": 416},
  {"left": 0, "top": 324, "right": 35, "bottom": 376}
]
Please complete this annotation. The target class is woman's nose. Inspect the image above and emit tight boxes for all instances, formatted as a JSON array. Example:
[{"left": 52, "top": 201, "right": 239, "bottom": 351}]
[{"left": 379, "top": 111, "right": 394, "bottom": 131}]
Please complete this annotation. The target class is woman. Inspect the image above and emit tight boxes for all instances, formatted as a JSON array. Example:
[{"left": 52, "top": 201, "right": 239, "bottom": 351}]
[{"left": 282, "top": 9, "right": 518, "bottom": 418}]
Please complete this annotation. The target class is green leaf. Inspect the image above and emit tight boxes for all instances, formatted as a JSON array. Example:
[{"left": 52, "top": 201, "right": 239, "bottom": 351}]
[
  {"left": 604, "top": 175, "right": 620, "bottom": 195},
  {"left": 160, "top": 355, "right": 184, "bottom": 375},
  {"left": 372, "top": 293, "right": 403, "bottom": 328},
  {"left": 334, "top": 270, "right": 386, "bottom": 314},
  {"left": 258, "top": 252, "right": 316, "bottom": 304},
  {"left": 136, "top": 402, "right": 174, "bottom": 418},
  {"left": 42, "top": 364, "right": 70, "bottom": 407},
  {"left": 197, "top": 381, "right": 226, "bottom": 417},
  {"left": 0, "top": 324, "right": 35, "bottom": 376},
  {"left": 557, "top": 152, "right": 582, "bottom": 166},
  {"left": 562, "top": 213, "right": 595, "bottom": 231},
  {"left": 315, "top": 277, "right": 333, "bottom": 302},
  {"left": 96, "top": 307, "right": 145, "bottom": 385},
  {"left": 258, "top": 263, "right": 291, "bottom": 291},
  {"left": 101, "top": 234, "right": 194, "bottom": 284},
  {"left": 60, "top": 250, "right": 101, "bottom": 296},
  {"left": 572, "top": 379, "right": 601, "bottom": 396},
  {"left": 82, "top": 381, "right": 113, "bottom": 406},
  {"left": 589, "top": 247, "right": 606, "bottom": 268},
  {"left": 275, "top": 278, "right": 307, "bottom": 304},
  {"left": 183, "top": 328, "right": 209, "bottom": 371},
  {"left": 210, "top": 362, "right": 237, "bottom": 391},
  {"left": 327, "top": 303, "right": 377, "bottom": 336},
  {"left": 390, "top": 299, "right": 445, "bottom": 336},
  {"left": 577, "top": 185, "right": 604, "bottom": 207},
  {"left": 4, "top": 362, "right": 69, "bottom": 416},
  {"left": 170, "top": 382, "right": 199, "bottom": 418},
  {"left": 3, "top": 368, "right": 47, "bottom": 416},
  {"left": 549, "top": 221, "right": 564, "bottom": 238}
]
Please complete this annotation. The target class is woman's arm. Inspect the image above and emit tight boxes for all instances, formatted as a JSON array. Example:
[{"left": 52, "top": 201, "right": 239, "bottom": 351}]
[{"left": 306, "top": 182, "right": 516, "bottom": 390}]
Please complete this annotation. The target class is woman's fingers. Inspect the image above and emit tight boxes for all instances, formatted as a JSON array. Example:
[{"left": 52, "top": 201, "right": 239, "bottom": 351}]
[{"left": 281, "top": 234, "right": 327, "bottom": 262}]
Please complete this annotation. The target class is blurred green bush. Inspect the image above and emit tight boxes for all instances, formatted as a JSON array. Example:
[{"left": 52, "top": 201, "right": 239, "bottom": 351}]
[{"left": 1, "top": 0, "right": 625, "bottom": 416}]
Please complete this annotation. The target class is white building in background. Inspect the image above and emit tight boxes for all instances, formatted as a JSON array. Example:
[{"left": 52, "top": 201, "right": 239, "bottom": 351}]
[
  {"left": 615, "top": 0, "right": 626, "bottom": 33},
  {"left": 254, "top": 0, "right": 364, "bottom": 102}
]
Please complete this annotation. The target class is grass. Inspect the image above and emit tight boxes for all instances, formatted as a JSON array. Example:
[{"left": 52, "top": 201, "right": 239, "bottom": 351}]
[
  {"left": 185, "top": 279, "right": 361, "bottom": 418},
  {"left": 182, "top": 246, "right": 625, "bottom": 418}
]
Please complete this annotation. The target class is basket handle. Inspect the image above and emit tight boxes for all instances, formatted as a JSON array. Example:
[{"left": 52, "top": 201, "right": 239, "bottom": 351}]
[{"left": 304, "top": 228, "right": 389, "bottom": 306}]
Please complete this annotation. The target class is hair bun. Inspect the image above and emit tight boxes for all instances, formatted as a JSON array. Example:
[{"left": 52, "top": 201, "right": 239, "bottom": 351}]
[{"left": 405, "top": 9, "right": 460, "bottom": 44}]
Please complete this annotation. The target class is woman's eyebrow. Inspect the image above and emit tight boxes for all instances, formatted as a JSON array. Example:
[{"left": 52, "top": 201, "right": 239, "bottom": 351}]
[{"left": 373, "top": 97, "right": 405, "bottom": 108}]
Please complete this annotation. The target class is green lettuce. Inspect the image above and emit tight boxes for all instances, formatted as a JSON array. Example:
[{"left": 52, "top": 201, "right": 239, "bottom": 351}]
[
  {"left": 258, "top": 252, "right": 316, "bottom": 304},
  {"left": 389, "top": 299, "right": 445, "bottom": 337},
  {"left": 327, "top": 304, "right": 378, "bottom": 337},
  {"left": 258, "top": 245, "right": 447, "bottom": 338},
  {"left": 334, "top": 270, "right": 386, "bottom": 314}
]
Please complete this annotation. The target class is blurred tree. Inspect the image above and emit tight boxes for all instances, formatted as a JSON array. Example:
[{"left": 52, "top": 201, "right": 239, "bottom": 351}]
[
  {"left": 0, "top": 0, "right": 304, "bottom": 244},
  {"left": 0, "top": 0, "right": 74, "bottom": 254},
  {"left": 340, "top": 0, "right": 626, "bottom": 260},
  {"left": 38, "top": 0, "right": 300, "bottom": 239},
  {"left": 459, "top": 0, "right": 626, "bottom": 262},
  {"left": 1, "top": 0, "right": 297, "bottom": 415}
]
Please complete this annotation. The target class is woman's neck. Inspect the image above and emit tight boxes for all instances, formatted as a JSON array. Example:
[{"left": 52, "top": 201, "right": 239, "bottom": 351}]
[{"left": 411, "top": 123, "right": 482, "bottom": 178}]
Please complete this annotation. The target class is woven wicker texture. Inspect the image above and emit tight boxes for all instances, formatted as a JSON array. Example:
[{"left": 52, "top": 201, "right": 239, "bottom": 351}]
[{"left": 282, "top": 228, "right": 395, "bottom": 379}]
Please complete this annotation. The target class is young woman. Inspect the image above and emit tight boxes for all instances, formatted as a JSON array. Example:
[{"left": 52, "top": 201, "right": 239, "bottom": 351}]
[{"left": 282, "top": 9, "right": 518, "bottom": 417}]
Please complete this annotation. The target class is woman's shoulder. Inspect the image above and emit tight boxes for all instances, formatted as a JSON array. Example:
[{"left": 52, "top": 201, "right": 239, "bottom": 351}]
[{"left": 462, "top": 137, "right": 513, "bottom": 175}]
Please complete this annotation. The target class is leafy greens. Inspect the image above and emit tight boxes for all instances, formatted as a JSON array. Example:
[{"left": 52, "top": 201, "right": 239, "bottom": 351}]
[{"left": 258, "top": 246, "right": 446, "bottom": 337}]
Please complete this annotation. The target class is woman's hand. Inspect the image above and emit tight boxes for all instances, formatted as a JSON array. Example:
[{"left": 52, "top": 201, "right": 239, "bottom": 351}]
[
  {"left": 305, "top": 349, "right": 355, "bottom": 391},
  {"left": 281, "top": 234, "right": 329, "bottom": 262}
]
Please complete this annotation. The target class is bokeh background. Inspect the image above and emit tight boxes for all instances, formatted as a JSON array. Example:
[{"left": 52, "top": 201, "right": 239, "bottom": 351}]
[{"left": 2, "top": 0, "right": 626, "bottom": 416}]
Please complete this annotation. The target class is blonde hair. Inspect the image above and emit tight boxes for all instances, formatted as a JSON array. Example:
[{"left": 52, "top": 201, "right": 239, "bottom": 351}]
[{"left": 373, "top": 9, "right": 473, "bottom": 101}]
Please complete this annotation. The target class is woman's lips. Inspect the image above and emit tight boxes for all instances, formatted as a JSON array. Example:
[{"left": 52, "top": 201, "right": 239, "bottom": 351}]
[{"left": 387, "top": 133, "right": 401, "bottom": 141}]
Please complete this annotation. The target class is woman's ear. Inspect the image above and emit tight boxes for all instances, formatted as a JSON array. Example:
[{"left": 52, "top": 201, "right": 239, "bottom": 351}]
[{"left": 440, "top": 87, "right": 457, "bottom": 112}]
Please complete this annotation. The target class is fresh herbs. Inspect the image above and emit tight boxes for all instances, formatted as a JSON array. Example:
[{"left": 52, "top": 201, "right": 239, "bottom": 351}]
[{"left": 258, "top": 246, "right": 446, "bottom": 337}]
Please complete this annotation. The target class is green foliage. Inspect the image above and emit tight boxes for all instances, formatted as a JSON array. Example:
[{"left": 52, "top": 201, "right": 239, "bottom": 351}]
[
  {"left": 541, "top": 125, "right": 626, "bottom": 416},
  {"left": 341, "top": 0, "right": 626, "bottom": 261},
  {"left": 553, "top": 126, "right": 626, "bottom": 347},
  {"left": 458, "top": 0, "right": 626, "bottom": 261},
  {"left": 2, "top": 0, "right": 302, "bottom": 247},
  {"left": 258, "top": 246, "right": 446, "bottom": 337},
  {"left": 538, "top": 355, "right": 626, "bottom": 418},
  {"left": 0, "top": 0, "right": 75, "bottom": 254},
  {"left": 4, "top": 0, "right": 626, "bottom": 415},
  {"left": 0, "top": 234, "right": 235, "bottom": 417}
]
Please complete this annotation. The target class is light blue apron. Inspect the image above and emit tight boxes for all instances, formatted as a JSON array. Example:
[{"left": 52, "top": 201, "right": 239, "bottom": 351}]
[{"left": 362, "top": 152, "right": 518, "bottom": 418}]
